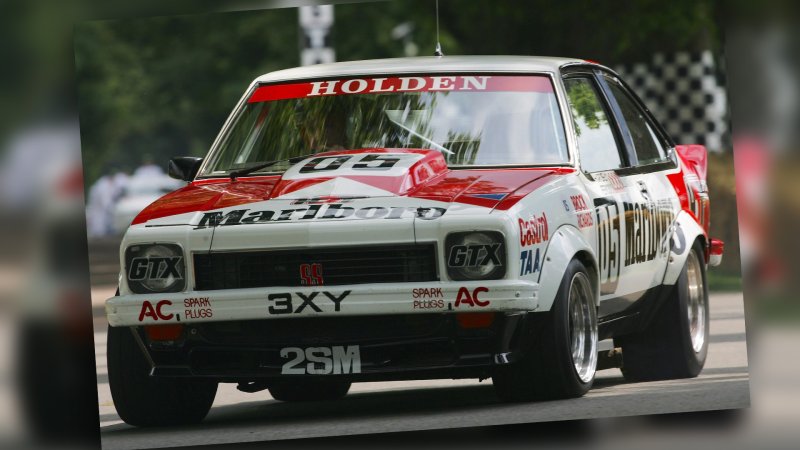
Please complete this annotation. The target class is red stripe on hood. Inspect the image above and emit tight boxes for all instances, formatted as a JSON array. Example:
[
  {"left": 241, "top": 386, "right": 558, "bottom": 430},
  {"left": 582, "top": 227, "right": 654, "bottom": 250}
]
[
  {"left": 130, "top": 149, "right": 574, "bottom": 225},
  {"left": 409, "top": 167, "right": 574, "bottom": 209},
  {"left": 131, "top": 178, "right": 280, "bottom": 225}
]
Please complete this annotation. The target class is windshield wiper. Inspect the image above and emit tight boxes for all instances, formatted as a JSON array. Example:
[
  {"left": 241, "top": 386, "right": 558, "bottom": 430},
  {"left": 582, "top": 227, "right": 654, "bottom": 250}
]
[{"left": 228, "top": 151, "right": 321, "bottom": 181}]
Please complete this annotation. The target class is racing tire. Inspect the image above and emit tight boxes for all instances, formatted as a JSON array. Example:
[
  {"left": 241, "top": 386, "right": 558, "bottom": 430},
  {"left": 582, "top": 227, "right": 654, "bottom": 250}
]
[
  {"left": 492, "top": 259, "right": 598, "bottom": 401},
  {"left": 617, "top": 243, "right": 710, "bottom": 381},
  {"left": 268, "top": 380, "right": 351, "bottom": 402},
  {"left": 107, "top": 325, "right": 217, "bottom": 427}
]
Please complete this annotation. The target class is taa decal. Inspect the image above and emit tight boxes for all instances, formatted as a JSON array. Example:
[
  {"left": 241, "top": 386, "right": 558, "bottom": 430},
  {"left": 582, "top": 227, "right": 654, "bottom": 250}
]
[
  {"left": 594, "top": 197, "right": 622, "bottom": 295},
  {"left": 519, "top": 212, "right": 549, "bottom": 247},
  {"left": 195, "top": 204, "right": 446, "bottom": 228},
  {"left": 570, "top": 194, "right": 594, "bottom": 229},
  {"left": 299, "top": 263, "right": 324, "bottom": 286},
  {"left": 281, "top": 346, "right": 361, "bottom": 375},
  {"left": 622, "top": 199, "right": 675, "bottom": 266},
  {"left": 138, "top": 300, "right": 173, "bottom": 322},
  {"left": 519, "top": 248, "right": 541, "bottom": 276},
  {"left": 412, "top": 287, "right": 445, "bottom": 310},
  {"left": 267, "top": 290, "right": 350, "bottom": 315},
  {"left": 454, "top": 287, "right": 489, "bottom": 307},
  {"left": 447, "top": 243, "right": 502, "bottom": 267},
  {"left": 129, "top": 257, "right": 182, "bottom": 280},
  {"left": 184, "top": 297, "right": 212, "bottom": 319}
]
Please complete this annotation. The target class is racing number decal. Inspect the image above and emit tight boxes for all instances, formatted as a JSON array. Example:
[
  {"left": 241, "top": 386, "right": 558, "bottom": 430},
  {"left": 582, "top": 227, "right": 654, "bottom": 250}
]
[
  {"left": 299, "top": 156, "right": 351, "bottom": 173},
  {"left": 594, "top": 197, "right": 622, "bottom": 295},
  {"left": 299, "top": 154, "right": 401, "bottom": 173},
  {"left": 352, "top": 154, "right": 401, "bottom": 169},
  {"left": 280, "top": 345, "right": 361, "bottom": 374}
]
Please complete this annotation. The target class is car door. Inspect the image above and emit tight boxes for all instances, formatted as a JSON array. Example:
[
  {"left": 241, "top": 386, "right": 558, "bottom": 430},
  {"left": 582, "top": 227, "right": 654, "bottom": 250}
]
[
  {"left": 562, "top": 73, "right": 636, "bottom": 317},
  {"left": 595, "top": 72, "right": 680, "bottom": 303}
]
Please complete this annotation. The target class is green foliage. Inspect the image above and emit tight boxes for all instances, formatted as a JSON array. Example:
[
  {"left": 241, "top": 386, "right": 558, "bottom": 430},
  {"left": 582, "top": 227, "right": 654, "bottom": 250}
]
[
  {"left": 75, "top": 0, "right": 720, "bottom": 186},
  {"left": 74, "top": 9, "right": 299, "bottom": 183},
  {"left": 565, "top": 79, "right": 606, "bottom": 135}
]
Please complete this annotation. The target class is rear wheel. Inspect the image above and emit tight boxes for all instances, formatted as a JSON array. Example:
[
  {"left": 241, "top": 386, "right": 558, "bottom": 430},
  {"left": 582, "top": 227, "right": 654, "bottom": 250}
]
[
  {"left": 493, "top": 259, "right": 598, "bottom": 401},
  {"left": 618, "top": 244, "right": 710, "bottom": 381},
  {"left": 107, "top": 325, "right": 217, "bottom": 427},
  {"left": 268, "top": 380, "right": 351, "bottom": 402}
]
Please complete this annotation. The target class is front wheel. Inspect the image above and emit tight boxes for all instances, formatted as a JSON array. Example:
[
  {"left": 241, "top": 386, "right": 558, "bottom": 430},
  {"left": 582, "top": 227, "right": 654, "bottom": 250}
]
[
  {"left": 107, "top": 326, "right": 217, "bottom": 427},
  {"left": 493, "top": 259, "right": 598, "bottom": 401}
]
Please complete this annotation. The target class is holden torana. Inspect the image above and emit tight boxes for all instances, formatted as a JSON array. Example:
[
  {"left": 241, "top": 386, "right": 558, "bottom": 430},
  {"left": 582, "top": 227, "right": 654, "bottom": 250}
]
[{"left": 105, "top": 56, "right": 724, "bottom": 426}]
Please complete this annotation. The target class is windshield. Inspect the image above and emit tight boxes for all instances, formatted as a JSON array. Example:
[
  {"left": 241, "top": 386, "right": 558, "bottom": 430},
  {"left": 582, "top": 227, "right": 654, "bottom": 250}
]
[{"left": 200, "top": 74, "right": 569, "bottom": 177}]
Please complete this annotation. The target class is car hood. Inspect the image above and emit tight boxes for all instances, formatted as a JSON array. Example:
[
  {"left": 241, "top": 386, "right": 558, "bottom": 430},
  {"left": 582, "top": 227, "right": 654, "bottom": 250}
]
[{"left": 133, "top": 149, "right": 571, "bottom": 227}]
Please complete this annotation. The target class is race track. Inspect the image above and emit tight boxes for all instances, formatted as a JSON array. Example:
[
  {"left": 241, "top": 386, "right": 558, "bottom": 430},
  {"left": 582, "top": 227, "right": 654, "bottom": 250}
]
[{"left": 93, "top": 292, "right": 749, "bottom": 450}]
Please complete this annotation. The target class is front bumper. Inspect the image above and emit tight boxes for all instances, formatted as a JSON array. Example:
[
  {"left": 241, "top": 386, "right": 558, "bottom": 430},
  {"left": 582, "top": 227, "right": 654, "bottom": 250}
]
[
  {"left": 135, "top": 311, "right": 532, "bottom": 381},
  {"left": 106, "top": 280, "right": 540, "bottom": 327}
]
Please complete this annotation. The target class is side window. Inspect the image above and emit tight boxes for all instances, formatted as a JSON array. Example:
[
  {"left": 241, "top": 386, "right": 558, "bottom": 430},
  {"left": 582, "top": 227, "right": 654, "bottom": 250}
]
[
  {"left": 604, "top": 77, "right": 668, "bottom": 165},
  {"left": 563, "top": 77, "right": 625, "bottom": 173}
]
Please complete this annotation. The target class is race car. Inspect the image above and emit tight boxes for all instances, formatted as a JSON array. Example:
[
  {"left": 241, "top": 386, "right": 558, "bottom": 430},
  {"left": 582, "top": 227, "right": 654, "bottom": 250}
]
[{"left": 105, "top": 56, "right": 725, "bottom": 426}]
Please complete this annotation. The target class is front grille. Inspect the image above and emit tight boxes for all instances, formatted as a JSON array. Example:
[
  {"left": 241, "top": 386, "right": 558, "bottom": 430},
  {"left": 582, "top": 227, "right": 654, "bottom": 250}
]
[{"left": 193, "top": 244, "right": 438, "bottom": 290}]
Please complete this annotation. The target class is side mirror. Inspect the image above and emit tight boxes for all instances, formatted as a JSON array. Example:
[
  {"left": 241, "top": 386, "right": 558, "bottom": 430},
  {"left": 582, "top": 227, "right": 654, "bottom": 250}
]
[{"left": 168, "top": 157, "right": 203, "bottom": 182}]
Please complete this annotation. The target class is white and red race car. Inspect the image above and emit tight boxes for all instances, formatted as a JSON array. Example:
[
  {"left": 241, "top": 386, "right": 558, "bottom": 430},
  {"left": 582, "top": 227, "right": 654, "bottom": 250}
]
[{"left": 105, "top": 56, "right": 725, "bottom": 426}]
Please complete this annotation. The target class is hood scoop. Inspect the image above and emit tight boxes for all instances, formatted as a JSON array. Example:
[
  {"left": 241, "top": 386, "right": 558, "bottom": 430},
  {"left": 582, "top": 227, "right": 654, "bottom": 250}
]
[
  {"left": 273, "top": 176, "right": 395, "bottom": 200},
  {"left": 268, "top": 149, "right": 449, "bottom": 199}
]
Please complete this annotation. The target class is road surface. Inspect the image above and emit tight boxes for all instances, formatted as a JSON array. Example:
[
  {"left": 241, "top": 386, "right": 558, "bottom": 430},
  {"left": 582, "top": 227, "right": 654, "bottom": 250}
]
[{"left": 93, "top": 291, "right": 749, "bottom": 450}]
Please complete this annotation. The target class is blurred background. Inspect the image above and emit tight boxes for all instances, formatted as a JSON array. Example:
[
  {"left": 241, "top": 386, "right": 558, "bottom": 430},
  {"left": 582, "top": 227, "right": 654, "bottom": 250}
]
[{"left": 0, "top": 0, "right": 797, "bottom": 449}]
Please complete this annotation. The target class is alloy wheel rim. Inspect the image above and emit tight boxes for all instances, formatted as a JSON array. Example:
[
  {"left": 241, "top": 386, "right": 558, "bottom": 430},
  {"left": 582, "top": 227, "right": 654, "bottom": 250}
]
[
  {"left": 568, "top": 272, "right": 598, "bottom": 383},
  {"left": 686, "top": 252, "right": 706, "bottom": 353}
]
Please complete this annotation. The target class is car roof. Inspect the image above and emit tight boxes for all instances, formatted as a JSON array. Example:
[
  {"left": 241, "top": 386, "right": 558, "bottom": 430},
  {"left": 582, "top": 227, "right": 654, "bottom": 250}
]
[{"left": 255, "top": 55, "right": 590, "bottom": 83}]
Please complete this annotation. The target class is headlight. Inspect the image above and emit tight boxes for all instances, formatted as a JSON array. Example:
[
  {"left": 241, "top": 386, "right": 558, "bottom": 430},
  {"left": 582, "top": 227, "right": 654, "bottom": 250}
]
[
  {"left": 445, "top": 231, "right": 506, "bottom": 281},
  {"left": 125, "top": 243, "right": 186, "bottom": 293}
]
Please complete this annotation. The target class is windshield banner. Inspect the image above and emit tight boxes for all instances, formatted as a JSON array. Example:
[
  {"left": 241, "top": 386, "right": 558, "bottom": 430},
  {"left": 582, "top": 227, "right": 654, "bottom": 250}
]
[{"left": 248, "top": 75, "right": 554, "bottom": 103}]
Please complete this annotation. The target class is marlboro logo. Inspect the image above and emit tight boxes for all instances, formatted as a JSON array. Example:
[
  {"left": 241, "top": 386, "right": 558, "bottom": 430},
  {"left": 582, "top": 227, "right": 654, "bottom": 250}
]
[{"left": 194, "top": 204, "right": 447, "bottom": 228}]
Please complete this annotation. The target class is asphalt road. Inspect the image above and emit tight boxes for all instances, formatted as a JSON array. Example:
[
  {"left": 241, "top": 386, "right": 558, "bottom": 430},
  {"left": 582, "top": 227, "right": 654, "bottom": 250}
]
[{"left": 93, "top": 292, "right": 750, "bottom": 450}]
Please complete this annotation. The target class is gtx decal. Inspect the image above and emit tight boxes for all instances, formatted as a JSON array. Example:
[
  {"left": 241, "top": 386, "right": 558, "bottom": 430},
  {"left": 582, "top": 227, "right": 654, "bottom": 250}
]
[
  {"left": 248, "top": 75, "right": 555, "bottom": 103},
  {"left": 519, "top": 248, "right": 541, "bottom": 276},
  {"left": 128, "top": 256, "right": 182, "bottom": 280},
  {"left": 267, "top": 290, "right": 350, "bottom": 315},
  {"left": 447, "top": 244, "right": 502, "bottom": 267},
  {"left": 138, "top": 300, "right": 173, "bottom": 322},
  {"left": 194, "top": 204, "right": 447, "bottom": 228},
  {"left": 281, "top": 346, "right": 361, "bottom": 375}
]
